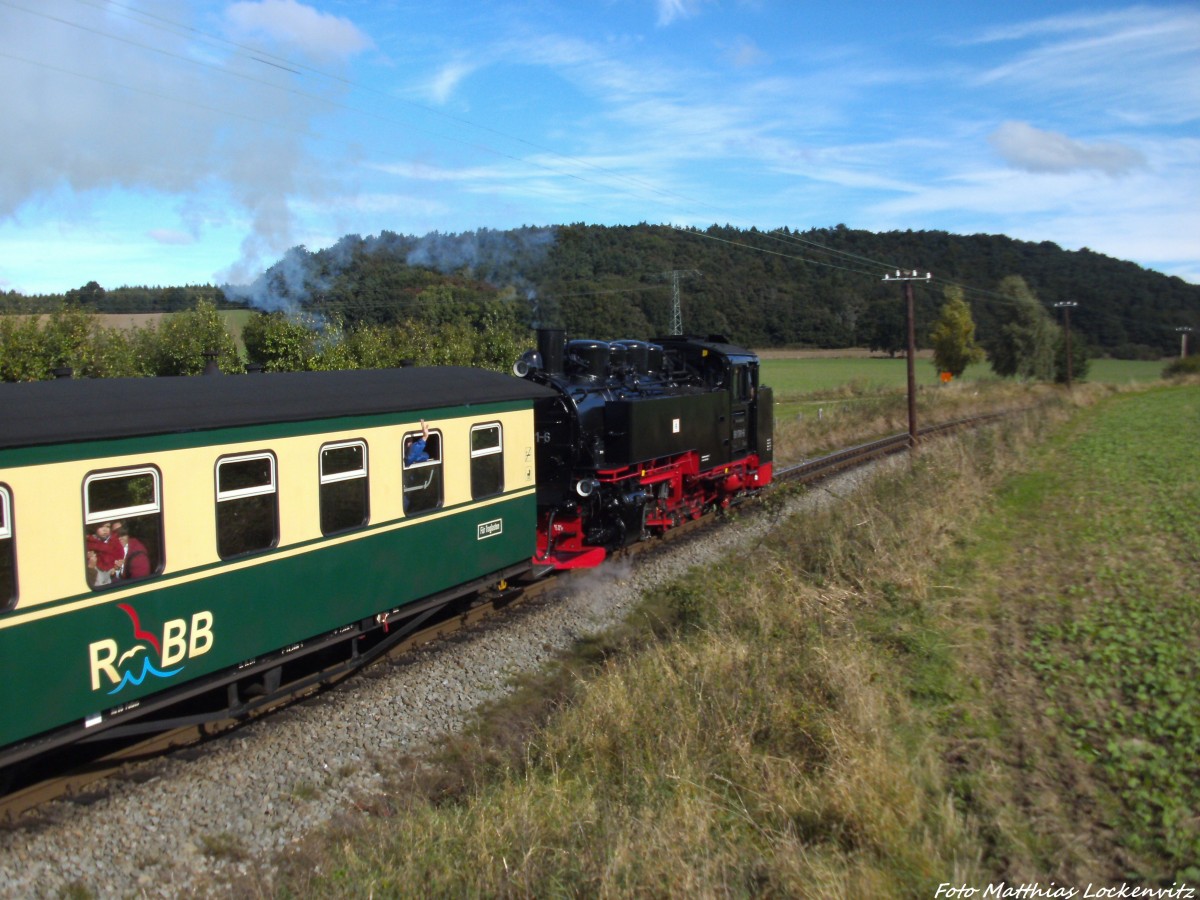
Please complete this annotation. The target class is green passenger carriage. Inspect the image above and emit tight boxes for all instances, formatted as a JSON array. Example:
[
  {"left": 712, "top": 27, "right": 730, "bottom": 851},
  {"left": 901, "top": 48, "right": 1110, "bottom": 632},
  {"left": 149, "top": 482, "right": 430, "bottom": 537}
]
[{"left": 0, "top": 367, "right": 554, "bottom": 769}]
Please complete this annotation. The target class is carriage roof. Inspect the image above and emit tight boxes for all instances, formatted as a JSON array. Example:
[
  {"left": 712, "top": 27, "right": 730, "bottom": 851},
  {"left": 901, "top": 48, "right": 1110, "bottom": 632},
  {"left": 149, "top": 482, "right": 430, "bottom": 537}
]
[{"left": 0, "top": 367, "right": 555, "bottom": 450}]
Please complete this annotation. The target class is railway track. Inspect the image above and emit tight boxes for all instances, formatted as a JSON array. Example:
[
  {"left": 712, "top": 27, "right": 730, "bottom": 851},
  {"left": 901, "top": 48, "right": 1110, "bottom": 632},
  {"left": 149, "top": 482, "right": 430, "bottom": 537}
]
[{"left": 0, "top": 408, "right": 1013, "bottom": 823}]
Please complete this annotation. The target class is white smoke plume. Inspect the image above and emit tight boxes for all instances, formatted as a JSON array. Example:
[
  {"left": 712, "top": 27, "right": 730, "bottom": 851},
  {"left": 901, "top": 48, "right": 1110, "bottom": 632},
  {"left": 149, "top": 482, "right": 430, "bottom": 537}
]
[{"left": 222, "top": 226, "right": 558, "bottom": 313}]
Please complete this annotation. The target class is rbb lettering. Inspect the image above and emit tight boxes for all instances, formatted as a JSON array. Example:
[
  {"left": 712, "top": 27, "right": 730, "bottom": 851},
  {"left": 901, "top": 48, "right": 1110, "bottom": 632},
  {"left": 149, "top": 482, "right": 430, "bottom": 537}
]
[
  {"left": 163, "top": 612, "right": 214, "bottom": 666},
  {"left": 88, "top": 610, "right": 215, "bottom": 691}
]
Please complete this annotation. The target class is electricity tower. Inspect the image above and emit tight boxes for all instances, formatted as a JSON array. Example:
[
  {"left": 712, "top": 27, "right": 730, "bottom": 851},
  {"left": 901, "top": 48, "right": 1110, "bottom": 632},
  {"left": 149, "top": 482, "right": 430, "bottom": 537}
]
[{"left": 658, "top": 269, "right": 701, "bottom": 335}]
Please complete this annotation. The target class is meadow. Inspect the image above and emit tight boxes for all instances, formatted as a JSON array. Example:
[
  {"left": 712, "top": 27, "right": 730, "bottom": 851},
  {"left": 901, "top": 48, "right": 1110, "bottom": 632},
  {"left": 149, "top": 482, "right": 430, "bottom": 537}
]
[{"left": 760, "top": 354, "right": 1171, "bottom": 398}]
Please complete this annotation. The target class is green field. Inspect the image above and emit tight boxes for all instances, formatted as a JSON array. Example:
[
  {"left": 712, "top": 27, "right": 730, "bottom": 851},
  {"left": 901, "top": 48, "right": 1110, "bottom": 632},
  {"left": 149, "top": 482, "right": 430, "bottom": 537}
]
[
  {"left": 760, "top": 355, "right": 1171, "bottom": 399},
  {"left": 219, "top": 308, "right": 256, "bottom": 352},
  {"left": 988, "top": 386, "right": 1200, "bottom": 876}
]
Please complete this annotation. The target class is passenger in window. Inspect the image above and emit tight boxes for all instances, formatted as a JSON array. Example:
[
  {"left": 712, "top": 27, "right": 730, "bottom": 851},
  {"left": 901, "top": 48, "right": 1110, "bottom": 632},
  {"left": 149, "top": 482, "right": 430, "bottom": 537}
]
[
  {"left": 86, "top": 549, "right": 111, "bottom": 587},
  {"left": 86, "top": 521, "right": 125, "bottom": 577},
  {"left": 115, "top": 526, "right": 151, "bottom": 580},
  {"left": 405, "top": 420, "right": 431, "bottom": 465}
]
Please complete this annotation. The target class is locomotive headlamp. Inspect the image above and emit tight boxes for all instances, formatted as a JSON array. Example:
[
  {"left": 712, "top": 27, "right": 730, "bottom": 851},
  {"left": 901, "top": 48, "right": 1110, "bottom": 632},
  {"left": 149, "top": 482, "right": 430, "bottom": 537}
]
[{"left": 513, "top": 349, "right": 543, "bottom": 377}]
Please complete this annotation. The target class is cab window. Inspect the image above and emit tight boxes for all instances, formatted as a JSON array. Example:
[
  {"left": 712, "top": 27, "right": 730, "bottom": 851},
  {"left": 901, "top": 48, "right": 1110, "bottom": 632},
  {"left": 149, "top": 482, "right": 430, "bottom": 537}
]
[
  {"left": 402, "top": 428, "right": 442, "bottom": 515},
  {"left": 470, "top": 423, "right": 503, "bottom": 499},
  {"left": 216, "top": 453, "right": 278, "bottom": 558},
  {"left": 320, "top": 440, "right": 369, "bottom": 535},
  {"left": 1, "top": 485, "right": 15, "bottom": 609},
  {"left": 84, "top": 467, "right": 163, "bottom": 589}
]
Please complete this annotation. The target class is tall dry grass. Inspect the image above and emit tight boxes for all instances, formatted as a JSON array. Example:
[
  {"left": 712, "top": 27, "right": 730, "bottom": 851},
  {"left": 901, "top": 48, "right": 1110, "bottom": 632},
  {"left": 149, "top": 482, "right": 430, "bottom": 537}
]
[{"left": 773, "top": 380, "right": 1055, "bottom": 463}]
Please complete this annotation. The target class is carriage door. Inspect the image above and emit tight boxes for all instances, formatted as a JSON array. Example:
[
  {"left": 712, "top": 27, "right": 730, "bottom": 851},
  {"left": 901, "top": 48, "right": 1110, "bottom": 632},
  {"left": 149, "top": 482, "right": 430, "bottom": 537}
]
[{"left": 730, "top": 363, "right": 752, "bottom": 456}]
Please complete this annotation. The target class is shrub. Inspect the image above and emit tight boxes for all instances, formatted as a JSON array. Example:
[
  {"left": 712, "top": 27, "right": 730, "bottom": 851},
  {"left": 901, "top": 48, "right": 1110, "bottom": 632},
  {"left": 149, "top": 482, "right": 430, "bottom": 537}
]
[{"left": 1162, "top": 355, "right": 1200, "bottom": 378}]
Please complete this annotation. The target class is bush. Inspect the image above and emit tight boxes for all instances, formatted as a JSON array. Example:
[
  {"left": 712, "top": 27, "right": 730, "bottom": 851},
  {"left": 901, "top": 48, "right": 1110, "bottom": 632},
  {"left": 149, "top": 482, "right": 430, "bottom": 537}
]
[{"left": 1162, "top": 355, "right": 1200, "bottom": 378}]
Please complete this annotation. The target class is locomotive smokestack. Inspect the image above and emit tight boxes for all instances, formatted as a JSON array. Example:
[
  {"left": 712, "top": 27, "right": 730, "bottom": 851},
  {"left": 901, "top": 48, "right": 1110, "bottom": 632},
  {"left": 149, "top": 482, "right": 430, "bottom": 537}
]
[{"left": 538, "top": 328, "right": 565, "bottom": 377}]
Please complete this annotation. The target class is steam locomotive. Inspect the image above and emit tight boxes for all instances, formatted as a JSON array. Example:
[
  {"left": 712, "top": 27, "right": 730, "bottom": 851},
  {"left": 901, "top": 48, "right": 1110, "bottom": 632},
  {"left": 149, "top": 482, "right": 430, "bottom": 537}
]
[{"left": 516, "top": 329, "right": 774, "bottom": 569}]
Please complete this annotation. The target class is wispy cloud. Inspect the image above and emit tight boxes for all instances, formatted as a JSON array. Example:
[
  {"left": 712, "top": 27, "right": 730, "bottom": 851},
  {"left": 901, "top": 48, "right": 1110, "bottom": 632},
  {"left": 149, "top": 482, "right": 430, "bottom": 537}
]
[
  {"left": 656, "top": 0, "right": 712, "bottom": 27},
  {"left": 721, "top": 35, "right": 768, "bottom": 68},
  {"left": 147, "top": 229, "right": 195, "bottom": 245},
  {"left": 427, "top": 58, "right": 483, "bottom": 104},
  {"left": 225, "top": 0, "right": 374, "bottom": 63},
  {"left": 969, "top": 6, "right": 1200, "bottom": 126}
]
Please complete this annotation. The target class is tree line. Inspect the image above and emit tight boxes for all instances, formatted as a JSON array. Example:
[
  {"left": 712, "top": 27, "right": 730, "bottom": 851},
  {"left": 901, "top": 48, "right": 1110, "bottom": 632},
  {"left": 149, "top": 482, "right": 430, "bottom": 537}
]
[
  {"left": 2, "top": 223, "right": 1196, "bottom": 384},
  {"left": 0, "top": 301, "right": 526, "bottom": 382}
]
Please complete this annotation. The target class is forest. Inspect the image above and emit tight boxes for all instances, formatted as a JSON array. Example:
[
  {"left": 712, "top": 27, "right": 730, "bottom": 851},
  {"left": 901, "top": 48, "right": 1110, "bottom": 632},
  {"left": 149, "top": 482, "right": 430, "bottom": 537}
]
[{"left": 3, "top": 224, "right": 1197, "bottom": 359}]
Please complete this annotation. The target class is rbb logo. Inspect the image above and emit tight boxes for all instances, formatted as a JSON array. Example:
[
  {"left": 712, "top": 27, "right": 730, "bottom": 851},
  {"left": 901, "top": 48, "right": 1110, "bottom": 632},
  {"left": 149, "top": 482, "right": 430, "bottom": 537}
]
[{"left": 88, "top": 605, "right": 215, "bottom": 693}]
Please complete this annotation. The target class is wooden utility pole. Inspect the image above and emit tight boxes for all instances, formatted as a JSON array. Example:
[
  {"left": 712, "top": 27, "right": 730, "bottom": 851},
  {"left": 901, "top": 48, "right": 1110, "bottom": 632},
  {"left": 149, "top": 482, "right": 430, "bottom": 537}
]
[
  {"left": 1054, "top": 301, "right": 1078, "bottom": 389},
  {"left": 883, "top": 270, "right": 931, "bottom": 447},
  {"left": 1177, "top": 326, "right": 1194, "bottom": 358}
]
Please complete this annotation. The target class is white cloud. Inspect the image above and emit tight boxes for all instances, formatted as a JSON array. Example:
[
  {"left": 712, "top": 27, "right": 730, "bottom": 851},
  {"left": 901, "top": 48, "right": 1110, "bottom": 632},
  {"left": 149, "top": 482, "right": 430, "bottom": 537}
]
[
  {"left": 989, "top": 122, "right": 1145, "bottom": 175},
  {"left": 225, "top": 0, "right": 374, "bottom": 63}
]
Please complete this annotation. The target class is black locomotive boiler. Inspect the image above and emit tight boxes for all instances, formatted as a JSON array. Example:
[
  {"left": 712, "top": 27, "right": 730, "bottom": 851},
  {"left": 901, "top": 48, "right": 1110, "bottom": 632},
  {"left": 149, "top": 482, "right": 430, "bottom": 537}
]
[{"left": 514, "top": 329, "right": 774, "bottom": 568}]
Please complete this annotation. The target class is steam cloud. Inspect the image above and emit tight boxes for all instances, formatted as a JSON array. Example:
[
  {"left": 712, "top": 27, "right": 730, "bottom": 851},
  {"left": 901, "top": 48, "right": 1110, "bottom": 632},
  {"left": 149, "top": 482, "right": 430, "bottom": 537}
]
[{"left": 221, "top": 227, "right": 558, "bottom": 314}]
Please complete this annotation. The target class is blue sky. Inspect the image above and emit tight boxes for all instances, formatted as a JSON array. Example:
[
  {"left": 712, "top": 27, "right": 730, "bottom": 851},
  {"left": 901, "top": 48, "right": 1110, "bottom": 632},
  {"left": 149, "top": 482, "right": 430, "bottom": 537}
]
[{"left": 1, "top": 0, "right": 1197, "bottom": 295}]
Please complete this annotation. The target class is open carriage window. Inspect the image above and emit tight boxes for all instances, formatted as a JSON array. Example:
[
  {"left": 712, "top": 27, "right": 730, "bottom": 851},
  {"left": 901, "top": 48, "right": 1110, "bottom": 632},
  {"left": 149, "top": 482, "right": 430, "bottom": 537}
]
[
  {"left": 402, "top": 427, "right": 442, "bottom": 515},
  {"left": 83, "top": 467, "right": 163, "bottom": 589},
  {"left": 1, "top": 485, "right": 15, "bottom": 609},
  {"left": 216, "top": 453, "right": 278, "bottom": 559},
  {"left": 470, "top": 423, "right": 504, "bottom": 500},
  {"left": 320, "top": 440, "right": 369, "bottom": 535}
]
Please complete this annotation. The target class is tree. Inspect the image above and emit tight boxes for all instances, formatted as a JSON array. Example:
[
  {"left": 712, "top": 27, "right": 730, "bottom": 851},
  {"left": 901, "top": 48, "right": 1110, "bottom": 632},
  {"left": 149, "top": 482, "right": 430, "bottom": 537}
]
[
  {"left": 862, "top": 297, "right": 906, "bottom": 356},
  {"left": 0, "top": 305, "right": 98, "bottom": 381},
  {"left": 1054, "top": 329, "right": 1091, "bottom": 384},
  {"left": 986, "top": 276, "right": 1060, "bottom": 381},
  {"left": 145, "top": 300, "right": 240, "bottom": 376},
  {"left": 66, "top": 281, "right": 106, "bottom": 307},
  {"left": 928, "top": 285, "right": 984, "bottom": 377},
  {"left": 242, "top": 311, "right": 323, "bottom": 371}
]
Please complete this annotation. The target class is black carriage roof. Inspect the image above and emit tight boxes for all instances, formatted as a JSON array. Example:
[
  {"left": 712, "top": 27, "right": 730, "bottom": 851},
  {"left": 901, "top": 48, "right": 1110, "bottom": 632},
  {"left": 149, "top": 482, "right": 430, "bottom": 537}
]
[{"left": 0, "top": 367, "right": 556, "bottom": 450}]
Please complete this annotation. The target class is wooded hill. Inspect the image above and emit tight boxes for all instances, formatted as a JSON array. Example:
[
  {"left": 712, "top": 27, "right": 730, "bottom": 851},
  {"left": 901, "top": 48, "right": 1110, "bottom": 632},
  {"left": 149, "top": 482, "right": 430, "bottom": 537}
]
[{"left": 7, "top": 225, "right": 1198, "bottom": 358}]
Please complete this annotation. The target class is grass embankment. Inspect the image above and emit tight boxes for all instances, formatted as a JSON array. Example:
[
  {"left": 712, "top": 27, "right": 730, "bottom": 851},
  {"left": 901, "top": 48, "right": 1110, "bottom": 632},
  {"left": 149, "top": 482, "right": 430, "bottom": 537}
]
[{"left": 251, "top": 381, "right": 1197, "bottom": 896}]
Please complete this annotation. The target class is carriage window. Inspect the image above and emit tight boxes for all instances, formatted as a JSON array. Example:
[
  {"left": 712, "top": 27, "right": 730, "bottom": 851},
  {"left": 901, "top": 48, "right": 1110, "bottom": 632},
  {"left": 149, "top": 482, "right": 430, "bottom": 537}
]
[
  {"left": 320, "top": 440, "right": 369, "bottom": 535},
  {"left": 83, "top": 467, "right": 162, "bottom": 590},
  {"left": 470, "top": 423, "right": 504, "bottom": 499},
  {"left": 1, "top": 486, "right": 15, "bottom": 609},
  {"left": 216, "top": 453, "right": 278, "bottom": 558},
  {"left": 402, "top": 427, "right": 442, "bottom": 515}
]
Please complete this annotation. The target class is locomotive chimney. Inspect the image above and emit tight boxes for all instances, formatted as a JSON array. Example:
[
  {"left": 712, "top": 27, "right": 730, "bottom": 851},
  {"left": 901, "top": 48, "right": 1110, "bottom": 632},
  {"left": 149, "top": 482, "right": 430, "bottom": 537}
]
[{"left": 538, "top": 328, "right": 565, "bottom": 377}]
